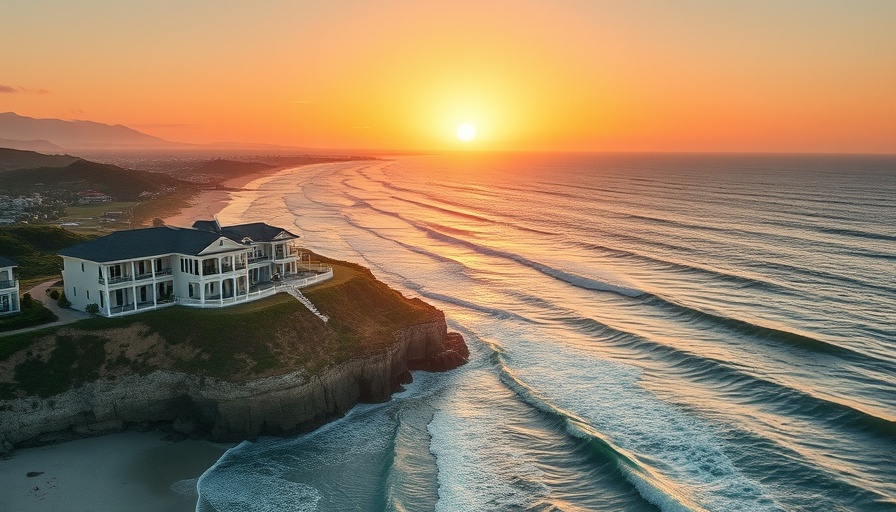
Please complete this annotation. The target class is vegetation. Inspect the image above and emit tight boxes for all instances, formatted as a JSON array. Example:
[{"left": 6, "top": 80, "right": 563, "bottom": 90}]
[
  {"left": 56, "top": 291, "right": 70, "bottom": 308},
  {"left": 0, "top": 297, "right": 57, "bottom": 333},
  {"left": 1, "top": 159, "right": 190, "bottom": 201},
  {"left": 0, "top": 259, "right": 439, "bottom": 399},
  {"left": 0, "top": 225, "right": 93, "bottom": 280},
  {"left": 0, "top": 148, "right": 77, "bottom": 172}
]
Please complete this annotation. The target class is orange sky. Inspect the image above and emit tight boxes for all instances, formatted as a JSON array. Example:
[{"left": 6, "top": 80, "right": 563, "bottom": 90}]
[{"left": 2, "top": 1, "right": 895, "bottom": 153}]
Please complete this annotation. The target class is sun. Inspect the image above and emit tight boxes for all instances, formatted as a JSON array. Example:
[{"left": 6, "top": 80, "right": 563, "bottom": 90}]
[{"left": 456, "top": 123, "right": 477, "bottom": 142}]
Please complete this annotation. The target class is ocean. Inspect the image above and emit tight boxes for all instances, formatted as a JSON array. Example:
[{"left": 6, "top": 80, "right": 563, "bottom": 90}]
[{"left": 199, "top": 153, "right": 896, "bottom": 511}]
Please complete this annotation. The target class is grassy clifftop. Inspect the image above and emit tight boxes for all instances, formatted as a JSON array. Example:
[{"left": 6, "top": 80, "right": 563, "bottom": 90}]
[{"left": 0, "top": 259, "right": 439, "bottom": 399}]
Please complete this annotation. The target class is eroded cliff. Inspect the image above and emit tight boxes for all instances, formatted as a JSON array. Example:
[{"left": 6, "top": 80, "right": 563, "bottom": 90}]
[{"left": 0, "top": 316, "right": 465, "bottom": 447}]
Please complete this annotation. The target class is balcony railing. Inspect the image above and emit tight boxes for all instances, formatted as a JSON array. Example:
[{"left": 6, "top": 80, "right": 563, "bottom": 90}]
[
  {"left": 0, "top": 279, "right": 16, "bottom": 290},
  {"left": 99, "top": 275, "right": 133, "bottom": 285},
  {"left": 248, "top": 255, "right": 271, "bottom": 264}
]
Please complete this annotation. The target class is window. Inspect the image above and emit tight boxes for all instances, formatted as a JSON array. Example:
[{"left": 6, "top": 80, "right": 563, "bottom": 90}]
[
  {"left": 73, "top": 287, "right": 77, "bottom": 297},
  {"left": 87, "top": 290, "right": 90, "bottom": 300},
  {"left": 81, "top": 263, "right": 85, "bottom": 272}
]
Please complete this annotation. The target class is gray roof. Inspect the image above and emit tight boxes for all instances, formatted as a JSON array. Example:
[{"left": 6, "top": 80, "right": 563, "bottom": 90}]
[
  {"left": 0, "top": 256, "right": 17, "bottom": 268},
  {"left": 58, "top": 226, "right": 237, "bottom": 263},
  {"left": 192, "top": 220, "right": 299, "bottom": 243}
]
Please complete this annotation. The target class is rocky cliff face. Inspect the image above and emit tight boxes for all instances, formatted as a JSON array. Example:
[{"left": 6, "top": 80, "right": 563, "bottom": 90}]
[{"left": 0, "top": 317, "right": 466, "bottom": 449}]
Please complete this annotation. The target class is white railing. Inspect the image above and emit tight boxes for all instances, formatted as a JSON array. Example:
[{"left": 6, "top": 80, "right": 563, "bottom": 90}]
[{"left": 145, "top": 268, "right": 334, "bottom": 310}]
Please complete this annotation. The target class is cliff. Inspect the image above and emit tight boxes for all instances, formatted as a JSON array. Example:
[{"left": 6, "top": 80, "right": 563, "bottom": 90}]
[
  {"left": 0, "top": 316, "right": 464, "bottom": 448},
  {"left": 0, "top": 259, "right": 468, "bottom": 451}
]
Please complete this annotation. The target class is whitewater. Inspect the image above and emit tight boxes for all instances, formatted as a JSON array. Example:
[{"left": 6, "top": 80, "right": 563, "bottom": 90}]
[{"left": 199, "top": 152, "right": 895, "bottom": 511}]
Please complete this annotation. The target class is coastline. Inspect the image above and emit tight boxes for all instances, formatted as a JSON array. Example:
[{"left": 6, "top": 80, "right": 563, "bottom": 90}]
[
  {"left": 1, "top": 165, "right": 298, "bottom": 512},
  {"left": 0, "top": 165, "right": 259, "bottom": 511},
  {"left": 158, "top": 169, "right": 277, "bottom": 228},
  {"left": 159, "top": 160, "right": 337, "bottom": 228}
]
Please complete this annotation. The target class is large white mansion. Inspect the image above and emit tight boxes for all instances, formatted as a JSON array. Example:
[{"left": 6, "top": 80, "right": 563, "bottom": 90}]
[
  {"left": 0, "top": 256, "right": 20, "bottom": 316},
  {"left": 59, "top": 218, "right": 332, "bottom": 317}
]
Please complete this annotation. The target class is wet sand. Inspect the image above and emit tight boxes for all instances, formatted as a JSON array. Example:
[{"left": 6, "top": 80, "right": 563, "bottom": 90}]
[{"left": 0, "top": 432, "right": 232, "bottom": 512}]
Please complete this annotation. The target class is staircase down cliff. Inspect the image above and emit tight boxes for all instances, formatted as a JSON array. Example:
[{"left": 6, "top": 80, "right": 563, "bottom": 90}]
[{"left": 0, "top": 259, "right": 467, "bottom": 450}]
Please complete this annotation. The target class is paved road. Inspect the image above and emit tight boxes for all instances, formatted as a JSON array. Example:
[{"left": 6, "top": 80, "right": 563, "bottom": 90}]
[{"left": 0, "top": 279, "right": 90, "bottom": 337}]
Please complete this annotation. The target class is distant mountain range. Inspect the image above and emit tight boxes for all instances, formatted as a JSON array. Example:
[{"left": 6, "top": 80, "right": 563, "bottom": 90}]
[{"left": 0, "top": 112, "right": 184, "bottom": 151}]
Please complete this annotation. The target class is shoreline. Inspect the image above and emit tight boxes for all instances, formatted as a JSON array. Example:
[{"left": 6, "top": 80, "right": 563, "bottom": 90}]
[
  {"left": 159, "top": 159, "right": 361, "bottom": 228},
  {"left": 0, "top": 168, "right": 269, "bottom": 512},
  {"left": 158, "top": 168, "right": 280, "bottom": 228},
  {"left": 0, "top": 432, "right": 232, "bottom": 512}
]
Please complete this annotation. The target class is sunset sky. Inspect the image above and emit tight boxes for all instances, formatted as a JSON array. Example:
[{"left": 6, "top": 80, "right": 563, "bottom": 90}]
[{"left": 2, "top": 1, "right": 895, "bottom": 153}]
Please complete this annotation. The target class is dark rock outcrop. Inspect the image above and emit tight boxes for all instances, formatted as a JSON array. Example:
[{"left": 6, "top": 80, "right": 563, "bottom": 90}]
[{"left": 0, "top": 317, "right": 467, "bottom": 448}]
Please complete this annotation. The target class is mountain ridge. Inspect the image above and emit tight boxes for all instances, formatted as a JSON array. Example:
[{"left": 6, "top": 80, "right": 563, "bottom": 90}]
[{"left": 0, "top": 112, "right": 180, "bottom": 151}]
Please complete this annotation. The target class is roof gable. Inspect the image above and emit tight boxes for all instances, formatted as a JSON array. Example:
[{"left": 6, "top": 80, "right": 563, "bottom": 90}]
[
  {"left": 198, "top": 237, "right": 251, "bottom": 255},
  {"left": 0, "top": 256, "right": 17, "bottom": 268}
]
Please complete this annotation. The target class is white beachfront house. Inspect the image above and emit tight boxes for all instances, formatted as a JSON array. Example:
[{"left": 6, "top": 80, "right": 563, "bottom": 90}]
[
  {"left": 0, "top": 256, "right": 20, "bottom": 315},
  {"left": 58, "top": 218, "right": 332, "bottom": 317}
]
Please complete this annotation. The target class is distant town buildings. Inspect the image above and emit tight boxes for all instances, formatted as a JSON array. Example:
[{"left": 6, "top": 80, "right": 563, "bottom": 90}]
[{"left": 77, "top": 190, "right": 113, "bottom": 204}]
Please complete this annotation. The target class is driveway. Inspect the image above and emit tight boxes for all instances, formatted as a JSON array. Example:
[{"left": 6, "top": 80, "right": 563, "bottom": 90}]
[{"left": 0, "top": 279, "right": 90, "bottom": 337}]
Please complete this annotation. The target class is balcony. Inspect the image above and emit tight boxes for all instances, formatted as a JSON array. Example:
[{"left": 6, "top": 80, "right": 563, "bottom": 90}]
[
  {"left": 0, "top": 279, "right": 16, "bottom": 290},
  {"left": 248, "top": 255, "right": 271, "bottom": 264},
  {"left": 99, "top": 275, "right": 133, "bottom": 285}
]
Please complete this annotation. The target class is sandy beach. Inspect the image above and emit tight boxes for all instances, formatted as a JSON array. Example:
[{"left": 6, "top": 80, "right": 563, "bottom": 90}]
[
  {"left": 0, "top": 432, "right": 232, "bottom": 512},
  {"left": 160, "top": 171, "right": 273, "bottom": 228}
]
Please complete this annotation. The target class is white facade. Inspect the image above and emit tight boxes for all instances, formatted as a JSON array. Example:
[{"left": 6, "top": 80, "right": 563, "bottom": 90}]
[
  {"left": 60, "top": 230, "right": 312, "bottom": 317},
  {"left": 0, "top": 262, "right": 19, "bottom": 316}
]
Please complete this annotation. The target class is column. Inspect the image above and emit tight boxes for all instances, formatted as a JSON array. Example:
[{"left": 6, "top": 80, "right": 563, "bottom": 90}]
[{"left": 102, "top": 267, "right": 111, "bottom": 316}]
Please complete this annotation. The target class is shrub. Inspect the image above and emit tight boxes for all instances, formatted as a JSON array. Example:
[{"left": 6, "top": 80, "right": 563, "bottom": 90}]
[
  {"left": 21, "top": 293, "right": 33, "bottom": 309},
  {"left": 49, "top": 289, "right": 60, "bottom": 300},
  {"left": 85, "top": 303, "right": 100, "bottom": 316},
  {"left": 57, "top": 291, "right": 71, "bottom": 308}
]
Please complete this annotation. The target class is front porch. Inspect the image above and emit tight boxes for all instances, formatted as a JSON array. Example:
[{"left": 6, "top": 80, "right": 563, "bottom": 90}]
[{"left": 177, "top": 266, "right": 334, "bottom": 309}]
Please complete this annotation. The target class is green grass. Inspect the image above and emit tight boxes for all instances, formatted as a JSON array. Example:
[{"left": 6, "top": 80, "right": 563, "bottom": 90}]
[{"left": 0, "top": 301, "right": 57, "bottom": 333}]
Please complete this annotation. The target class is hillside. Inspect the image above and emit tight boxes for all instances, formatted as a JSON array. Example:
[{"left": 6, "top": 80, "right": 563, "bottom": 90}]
[
  {"left": 0, "top": 148, "right": 78, "bottom": 172},
  {"left": 0, "top": 138, "right": 66, "bottom": 154},
  {"left": 0, "top": 112, "right": 180, "bottom": 151},
  {"left": 192, "top": 158, "right": 276, "bottom": 178},
  {"left": 1, "top": 158, "right": 193, "bottom": 201},
  {"left": 0, "top": 225, "right": 93, "bottom": 279}
]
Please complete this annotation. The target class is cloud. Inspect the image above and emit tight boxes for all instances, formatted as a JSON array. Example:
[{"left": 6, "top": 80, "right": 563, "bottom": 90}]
[{"left": 0, "top": 84, "right": 50, "bottom": 94}]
